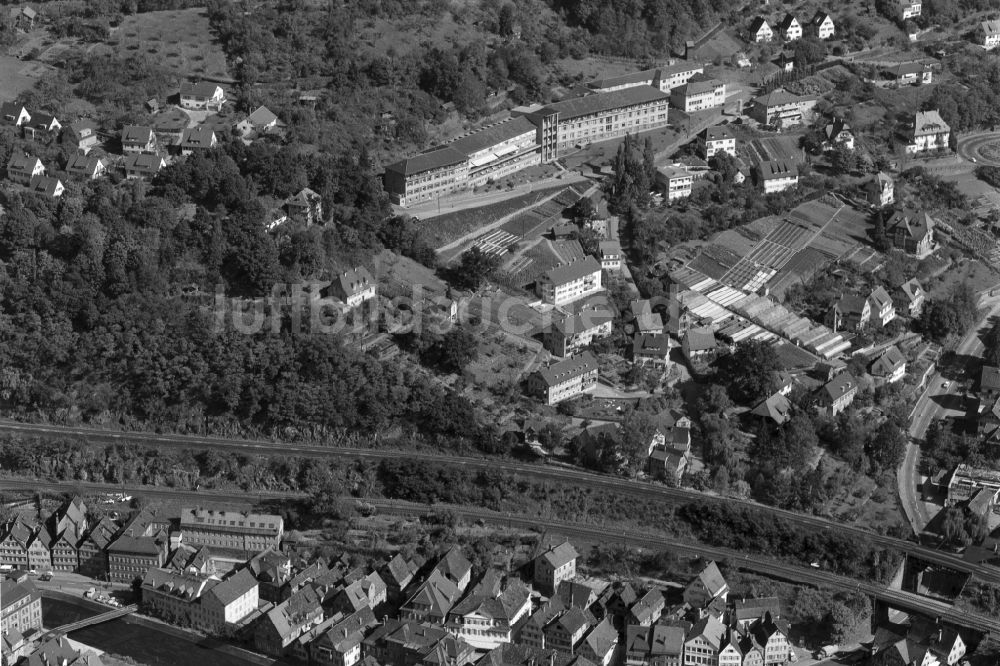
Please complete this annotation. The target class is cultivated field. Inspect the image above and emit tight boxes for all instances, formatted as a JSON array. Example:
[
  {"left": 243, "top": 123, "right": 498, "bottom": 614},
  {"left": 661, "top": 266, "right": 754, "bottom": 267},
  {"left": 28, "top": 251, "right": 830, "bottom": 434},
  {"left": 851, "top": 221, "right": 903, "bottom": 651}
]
[{"left": 114, "top": 8, "right": 229, "bottom": 79}]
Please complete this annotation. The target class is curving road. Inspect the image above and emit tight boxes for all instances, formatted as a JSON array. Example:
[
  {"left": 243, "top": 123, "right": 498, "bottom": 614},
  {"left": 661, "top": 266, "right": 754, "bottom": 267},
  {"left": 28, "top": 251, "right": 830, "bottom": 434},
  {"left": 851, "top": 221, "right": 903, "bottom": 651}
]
[
  {"left": 1, "top": 419, "right": 999, "bottom": 585},
  {"left": 956, "top": 132, "right": 1000, "bottom": 166},
  {"left": 366, "top": 499, "right": 1000, "bottom": 635}
]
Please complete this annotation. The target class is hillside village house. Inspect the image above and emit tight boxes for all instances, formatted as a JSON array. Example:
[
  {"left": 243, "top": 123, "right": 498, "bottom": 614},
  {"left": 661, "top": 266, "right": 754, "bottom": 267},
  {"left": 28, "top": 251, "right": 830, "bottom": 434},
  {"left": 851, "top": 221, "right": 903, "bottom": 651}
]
[
  {"left": 121, "top": 125, "right": 156, "bottom": 153},
  {"left": 758, "top": 160, "right": 798, "bottom": 193},
  {"left": 66, "top": 154, "right": 108, "bottom": 180},
  {"left": 536, "top": 257, "right": 603, "bottom": 306},
  {"left": 669, "top": 74, "right": 726, "bottom": 113},
  {"left": 29, "top": 175, "right": 64, "bottom": 198},
  {"left": 888, "top": 209, "right": 935, "bottom": 257},
  {"left": 632, "top": 333, "right": 671, "bottom": 373},
  {"left": 894, "top": 278, "right": 925, "bottom": 316},
  {"left": 656, "top": 166, "right": 693, "bottom": 200},
  {"left": 698, "top": 125, "right": 737, "bottom": 159},
  {"left": 598, "top": 240, "right": 623, "bottom": 270},
  {"left": 180, "top": 81, "right": 226, "bottom": 110},
  {"left": 631, "top": 299, "right": 665, "bottom": 335},
  {"left": 749, "top": 17, "right": 773, "bottom": 42},
  {"left": 528, "top": 352, "right": 599, "bottom": 405},
  {"left": 823, "top": 119, "right": 854, "bottom": 151},
  {"left": 897, "top": 0, "right": 922, "bottom": 19},
  {"left": 64, "top": 119, "right": 99, "bottom": 153},
  {"left": 865, "top": 171, "right": 895, "bottom": 207},
  {"left": 6, "top": 154, "right": 45, "bottom": 185},
  {"left": 286, "top": 188, "right": 324, "bottom": 225},
  {"left": 236, "top": 106, "right": 279, "bottom": 136},
  {"left": 0, "top": 103, "right": 30, "bottom": 126},
  {"left": 819, "top": 372, "right": 858, "bottom": 417},
  {"left": 750, "top": 392, "right": 792, "bottom": 426},
  {"left": 904, "top": 110, "right": 950, "bottom": 154},
  {"left": 683, "top": 561, "right": 729, "bottom": 609},
  {"left": 579, "top": 618, "right": 619, "bottom": 666},
  {"left": 180, "top": 127, "right": 218, "bottom": 155},
  {"left": 123, "top": 153, "right": 166, "bottom": 180},
  {"left": 748, "top": 89, "right": 815, "bottom": 127},
  {"left": 978, "top": 20, "right": 1000, "bottom": 49},
  {"left": 23, "top": 112, "right": 60, "bottom": 137},
  {"left": 828, "top": 294, "right": 870, "bottom": 332},
  {"left": 811, "top": 11, "right": 835, "bottom": 39},
  {"left": 776, "top": 14, "right": 802, "bottom": 41},
  {"left": 868, "top": 286, "right": 896, "bottom": 327},
  {"left": 544, "top": 309, "right": 614, "bottom": 357},
  {"left": 681, "top": 327, "right": 717, "bottom": 363},
  {"left": 885, "top": 61, "right": 933, "bottom": 85},
  {"left": 870, "top": 346, "right": 907, "bottom": 385},
  {"left": 585, "top": 62, "right": 705, "bottom": 94},
  {"left": 324, "top": 267, "right": 377, "bottom": 309}
]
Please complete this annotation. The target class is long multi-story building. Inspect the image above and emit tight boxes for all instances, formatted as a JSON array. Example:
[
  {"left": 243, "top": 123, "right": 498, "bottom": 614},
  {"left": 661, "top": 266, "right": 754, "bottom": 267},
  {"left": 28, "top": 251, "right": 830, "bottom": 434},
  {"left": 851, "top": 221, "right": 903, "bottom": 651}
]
[
  {"left": 544, "top": 309, "right": 614, "bottom": 357},
  {"left": 536, "top": 257, "right": 603, "bottom": 306},
  {"left": 758, "top": 160, "right": 799, "bottom": 193},
  {"left": 385, "top": 86, "right": 670, "bottom": 207},
  {"left": 1, "top": 579, "right": 42, "bottom": 636},
  {"left": 748, "top": 89, "right": 815, "bottom": 127},
  {"left": 586, "top": 62, "right": 705, "bottom": 94},
  {"left": 527, "top": 352, "right": 599, "bottom": 405},
  {"left": 180, "top": 508, "right": 283, "bottom": 556}
]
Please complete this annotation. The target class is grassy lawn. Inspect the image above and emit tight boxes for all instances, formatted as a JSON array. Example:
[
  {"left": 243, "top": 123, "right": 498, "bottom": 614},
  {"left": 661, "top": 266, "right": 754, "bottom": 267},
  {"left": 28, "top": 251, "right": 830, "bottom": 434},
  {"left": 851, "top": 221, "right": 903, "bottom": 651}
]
[
  {"left": 116, "top": 8, "right": 229, "bottom": 79},
  {"left": 0, "top": 54, "right": 52, "bottom": 102},
  {"left": 466, "top": 329, "right": 536, "bottom": 389}
]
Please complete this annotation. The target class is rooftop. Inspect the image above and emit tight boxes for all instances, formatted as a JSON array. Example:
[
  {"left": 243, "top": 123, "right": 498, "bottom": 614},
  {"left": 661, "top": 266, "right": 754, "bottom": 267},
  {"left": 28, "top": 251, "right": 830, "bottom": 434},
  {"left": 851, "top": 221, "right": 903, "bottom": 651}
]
[
  {"left": 535, "top": 352, "right": 598, "bottom": 387},
  {"left": 542, "top": 86, "right": 669, "bottom": 121}
]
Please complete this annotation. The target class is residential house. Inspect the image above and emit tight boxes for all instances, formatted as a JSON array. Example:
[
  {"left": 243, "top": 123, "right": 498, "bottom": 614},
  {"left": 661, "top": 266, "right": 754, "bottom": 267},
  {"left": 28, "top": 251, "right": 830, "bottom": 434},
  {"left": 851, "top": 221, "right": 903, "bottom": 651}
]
[
  {"left": 446, "top": 577, "right": 532, "bottom": 650},
  {"left": 307, "top": 607, "right": 378, "bottom": 666},
  {"left": 656, "top": 166, "right": 693, "bottom": 200},
  {"left": 818, "top": 372, "right": 858, "bottom": 417},
  {"left": 534, "top": 541, "right": 578, "bottom": 594},
  {"left": 775, "top": 52, "right": 795, "bottom": 74},
  {"left": 824, "top": 119, "right": 854, "bottom": 151},
  {"left": 536, "top": 257, "right": 603, "bottom": 306},
  {"left": 904, "top": 110, "right": 949, "bottom": 154},
  {"left": 28, "top": 526, "right": 54, "bottom": 570},
  {"left": 868, "top": 286, "right": 896, "bottom": 327},
  {"left": 180, "top": 508, "right": 283, "bottom": 556},
  {"left": 246, "top": 548, "right": 293, "bottom": 603},
  {"left": 811, "top": 11, "right": 835, "bottom": 39},
  {"left": 758, "top": 160, "right": 798, "bottom": 193},
  {"left": 559, "top": 581, "right": 601, "bottom": 611},
  {"left": 698, "top": 126, "right": 737, "bottom": 159},
  {"left": 545, "top": 309, "right": 614, "bottom": 357},
  {"left": 748, "top": 89, "right": 815, "bottom": 127},
  {"left": 865, "top": 172, "right": 894, "bottom": 207},
  {"left": 749, "top": 393, "right": 792, "bottom": 426},
  {"left": 527, "top": 352, "right": 600, "bottom": 405},
  {"left": 894, "top": 278, "right": 925, "bottom": 317},
  {"left": 897, "top": 0, "right": 922, "bottom": 20},
  {"left": 631, "top": 300, "right": 665, "bottom": 335},
  {"left": 78, "top": 517, "right": 117, "bottom": 579},
  {"left": 626, "top": 624, "right": 686, "bottom": 666},
  {"left": 749, "top": 617, "right": 792, "bottom": 665},
  {"left": 381, "top": 554, "right": 419, "bottom": 605},
  {"left": 121, "top": 125, "right": 156, "bottom": 153},
  {"left": 286, "top": 187, "right": 324, "bottom": 224},
  {"left": 24, "top": 111, "right": 60, "bottom": 136},
  {"left": 719, "top": 632, "right": 744, "bottom": 666},
  {"left": 365, "top": 619, "right": 475, "bottom": 666},
  {"left": 598, "top": 240, "right": 622, "bottom": 271},
  {"left": 327, "top": 572, "right": 387, "bottom": 615},
  {"left": 885, "top": 62, "right": 933, "bottom": 85},
  {"left": 870, "top": 346, "right": 907, "bottom": 385},
  {"left": 179, "top": 81, "right": 226, "bottom": 110},
  {"left": 977, "top": 20, "right": 1000, "bottom": 49},
  {"left": 627, "top": 590, "right": 665, "bottom": 627},
  {"left": 681, "top": 327, "right": 717, "bottom": 364},
  {"left": 180, "top": 127, "right": 218, "bottom": 156},
  {"left": 730, "top": 597, "right": 781, "bottom": 629},
  {"left": 0, "top": 103, "right": 30, "bottom": 126},
  {"left": 520, "top": 597, "right": 565, "bottom": 650},
  {"left": 28, "top": 175, "right": 64, "bottom": 198},
  {"left": 683, "top": 561, "right": 729, "bottom": 609},
  {"left": 6, "top": 154, "right": 45, "bottom": 185},
  {"left": 578, "top": 619, "right": 618, "bottom": 666},
  {"left": 1, "top": 628, "right": 29, "bottom": 664},
  {"left": 632, "top": 334, "right": 671, "bottom": 372},
  {"left": 0, "top": 578, "right": 42, "bottom": 637},
  {"left": 888, "top": 209, "right": 935, "bottom": 257},
  {"left": 49, "top": 528, "right": 80, "bottom": 572},
  {"left": 0, "top": 520, "right": 33, "bottom": 569},
  {"left": 107, "top": 532, "right": 167, "bottom": 584},
  {"left": 12, "top": 6, "right": 37, "bottom": 30},
  {"left": 828, "top": 294, "right": 870, "bottom": 332},
  {"left": 749, "top": 17, "right": 773, "bottom": 42},
  {"left": 543, "top": 607, "right": 594, "bottom": 654},
  {"left": 776, "top": 14, "right": 802, "bottom": 41},
  {"left": 66, "top": 154, "right": 108, "bottom": 180},
  {"left": 669, "top": 74, "right": 726, "bottom": 113},
  {"left": 684, "top": 615, "right": 726, "bottom": 666},
  {"left": 400, "top": 569, "right": 464, "bottom": 625},
  {"left": 324, "top": 267, "right": 377, "bottom": 309},
  {"left": 433, "top": 546, "right": 473, "bottom": 592},
  {"left": 64, "top": 119, "right": 100, "bottom": 154},
  {"left": 123, "top": 153, "right": 166, "bottom": 180},
  {"left": 254, "top": 585, "right": 325, "bottom": 656},
  {"left": 236, "top": 106, "right": 279, "bottom": 136}
]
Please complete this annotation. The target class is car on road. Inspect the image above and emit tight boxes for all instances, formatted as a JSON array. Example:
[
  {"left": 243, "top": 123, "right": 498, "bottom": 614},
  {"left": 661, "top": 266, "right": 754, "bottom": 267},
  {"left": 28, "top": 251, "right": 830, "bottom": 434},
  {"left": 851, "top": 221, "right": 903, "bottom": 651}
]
[{"left": 38, "top": 572, "right": 52, "bottom": 581}]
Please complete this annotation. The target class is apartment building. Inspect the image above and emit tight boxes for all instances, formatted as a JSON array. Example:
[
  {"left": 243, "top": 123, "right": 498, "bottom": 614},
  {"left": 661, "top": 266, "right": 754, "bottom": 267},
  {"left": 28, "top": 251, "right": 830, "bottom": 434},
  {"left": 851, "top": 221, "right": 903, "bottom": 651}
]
[
  {"left": 255, "top": 586, "right": 325, "bottom": 656},
  {"left": 669, "top": 74, "right": 726, "bottom": 113},
  {"left": 536, "top": 257, "right": 603, "bottom": 306},
  {"left": 179, "top": 508, "right": 283, "bottom": 556},
  {"left": 698, "top": 125, "right": 737, "bottom": 159},
  {"left": 748, "top": 88, "right": 815, "bottom": 127},
  {"left": 656, "top": 165, "right": 693, "bottom": 200},
  {"left": 534, "top": 542, "right": 579, "bottom": 594},
  {"left": 818, "top": 373, "right": 858, "bottom": 417},
  {"left": 528, "top": 352, "right": 600, "bottom": 406},
  {"left": 758, "top": 160, "right": 798, "bottom": 193},
  {"left": 684, "top": 615, "right": 726, "bottom": 666},
  {"left": 108, "top": 533, "right": 167, "bottom": 584},
  {"left": 544, "top": 309, "right": 614, "bottom": 357},
  {"left": 1, "top": 579, "right": 42, "bottom": 636},
  {"left": 445, "top": 577, "right": 532, "bottom": 650},
  {"left": 142, "top": 567, "right": 259, "bottom": 634},
  {"left": 904, "top": 110, "right": 950, "bottom": 153}
]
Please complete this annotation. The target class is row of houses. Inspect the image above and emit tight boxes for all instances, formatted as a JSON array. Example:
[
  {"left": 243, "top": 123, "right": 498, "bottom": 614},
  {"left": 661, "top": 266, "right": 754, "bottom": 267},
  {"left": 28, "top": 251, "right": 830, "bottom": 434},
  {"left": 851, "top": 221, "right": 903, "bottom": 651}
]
[{"left": 748, "top": 11, "right": 835, "bottom": 43}]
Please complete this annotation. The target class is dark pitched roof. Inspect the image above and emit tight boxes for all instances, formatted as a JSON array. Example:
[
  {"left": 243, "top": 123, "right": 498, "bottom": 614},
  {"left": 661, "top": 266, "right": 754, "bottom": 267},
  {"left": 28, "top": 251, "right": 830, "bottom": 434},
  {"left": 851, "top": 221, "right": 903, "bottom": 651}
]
[
  {"left": 821, "top": 373, "right": 857, "bottom": 402},
  {"left": 180, "top": 81, "right": 223, "bottom": 98},
  {"left": 206, "top": 568, "right": 257, "bottom": 605},
  {"left": 536, "top": 352, "right": 598, "bottom": 387},
  {"left": 701, "top": 125, "right": 735, "bottom": 142},
  {"left": 384, "top": 146, "right": 467, "bottom": 177},
  {"left": 758, "top": 160, "right": 798, "bottom": 179},
  {"left": 544, "top": 256, "right": 602, "bottom": 285},
  {"left": 121, "top": 125, "right": 154, "bottom": 144},
  {"left": 542, "top": 86, "right": 669, "bottom": 121}
]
